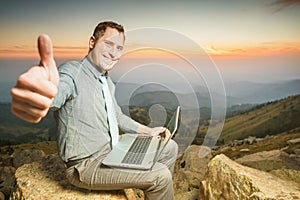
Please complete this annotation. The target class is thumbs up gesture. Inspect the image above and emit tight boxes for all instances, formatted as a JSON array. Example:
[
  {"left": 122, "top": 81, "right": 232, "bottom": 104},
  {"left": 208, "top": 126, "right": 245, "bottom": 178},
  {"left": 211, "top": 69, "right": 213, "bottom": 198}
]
[{"left": 10, "top": 35, "right": 59, "bottom": 123}]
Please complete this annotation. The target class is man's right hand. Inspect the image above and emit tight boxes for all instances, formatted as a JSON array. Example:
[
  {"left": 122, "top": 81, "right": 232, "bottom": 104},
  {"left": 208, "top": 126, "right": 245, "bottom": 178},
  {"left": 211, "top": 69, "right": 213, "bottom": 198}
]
[{"left": 10, "top": 34, "right": 59, "bottom": 123}]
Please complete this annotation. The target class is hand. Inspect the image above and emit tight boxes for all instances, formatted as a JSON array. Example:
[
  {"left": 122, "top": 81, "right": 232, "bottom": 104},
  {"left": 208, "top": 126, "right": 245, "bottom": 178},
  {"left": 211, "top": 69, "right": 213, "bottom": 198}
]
[
  {"left": 10, "top": 34, "right": 59, "bottom": 123},
  {"left": 148, "top": 127, "right": 171, "bottom": 142},
  {"left": 148, "top": 126, "right": 166, "bottom": 136}
]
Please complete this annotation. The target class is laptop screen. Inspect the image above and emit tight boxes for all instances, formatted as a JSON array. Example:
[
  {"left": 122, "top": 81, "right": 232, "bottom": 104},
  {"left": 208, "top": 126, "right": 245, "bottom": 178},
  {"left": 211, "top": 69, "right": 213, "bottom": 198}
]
[{"left": 166, "top": 106, "right": 180, "bottom": 137}]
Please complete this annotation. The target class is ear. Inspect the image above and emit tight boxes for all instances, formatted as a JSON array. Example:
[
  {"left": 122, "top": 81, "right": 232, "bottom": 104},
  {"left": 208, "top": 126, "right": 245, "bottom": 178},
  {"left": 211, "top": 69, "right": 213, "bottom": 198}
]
[{"left": 89, "top": 36, "right": 96, "bottom": 49}]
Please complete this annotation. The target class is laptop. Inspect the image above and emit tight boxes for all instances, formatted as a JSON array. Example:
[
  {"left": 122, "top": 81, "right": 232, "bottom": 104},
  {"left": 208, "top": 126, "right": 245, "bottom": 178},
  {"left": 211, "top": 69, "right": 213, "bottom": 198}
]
[{"left": 102, "top": 106, "right": 180, "bottom": 170}]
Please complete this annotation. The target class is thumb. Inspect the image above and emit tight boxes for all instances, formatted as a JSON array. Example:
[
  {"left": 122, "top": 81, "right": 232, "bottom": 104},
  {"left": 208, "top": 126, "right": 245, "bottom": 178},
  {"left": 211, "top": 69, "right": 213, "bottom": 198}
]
[{"left": 38, "top": 34, "right": 59, "bottom": 86}]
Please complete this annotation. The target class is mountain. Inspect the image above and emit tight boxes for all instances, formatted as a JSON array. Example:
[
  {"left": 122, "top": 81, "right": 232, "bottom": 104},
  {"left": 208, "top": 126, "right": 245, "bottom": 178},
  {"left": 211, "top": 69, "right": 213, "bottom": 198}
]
[
  {"left": 0, "top": 81, "right": 15, "bottom": 103},
  {"left": 0, "top": 103, "right": 56, "bottom": 145},
  {"left": 115, "top": 79, "right": 300, "bottom": 108},
  {"left": 225, "top": 79, "right": 300, "bottom": 104},
  {"left": 213, "top": 94, "right": 300, "bottom": 143},
  {"left": 2, "top": 79, "right": 299, "bottom": 107}
]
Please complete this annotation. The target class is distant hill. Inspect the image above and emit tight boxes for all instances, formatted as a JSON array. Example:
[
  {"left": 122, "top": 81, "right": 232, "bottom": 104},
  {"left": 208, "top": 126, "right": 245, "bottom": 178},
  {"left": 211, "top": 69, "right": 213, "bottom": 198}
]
[
  {"left": 115, "top": 79, "right": 300, "bottom": 108},
  {"left": 208, "top": 94, "right": 300, "bottom": 143},
  {"left": 1, "top": 92, "right": 299, "bottom": 147},
  {"left": 225, "top": 79, "right": 300, "bottom": 104},
  {"left": 0, "top": 81, "right": 15, "bottom": 103},
  {"left": 0, "top": 103, "right": 56, "bottom": 145}
]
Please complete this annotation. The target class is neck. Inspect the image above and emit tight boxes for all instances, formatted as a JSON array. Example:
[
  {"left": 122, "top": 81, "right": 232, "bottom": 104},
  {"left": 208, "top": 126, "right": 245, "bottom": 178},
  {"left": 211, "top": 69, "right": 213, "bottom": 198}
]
[{"left": 86, "top": 55, "right": 107, "bottom": 75}]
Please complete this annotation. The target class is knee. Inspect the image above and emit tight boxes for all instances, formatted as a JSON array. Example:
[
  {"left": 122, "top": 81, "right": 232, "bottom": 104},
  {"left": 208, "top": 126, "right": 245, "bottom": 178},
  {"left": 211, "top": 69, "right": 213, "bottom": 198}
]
[
  {"left": 167, "top": 139, "right": 178, "bottom": 158},
  {"left": 156, "top": 167, "right": 173, "bottom": 188}
]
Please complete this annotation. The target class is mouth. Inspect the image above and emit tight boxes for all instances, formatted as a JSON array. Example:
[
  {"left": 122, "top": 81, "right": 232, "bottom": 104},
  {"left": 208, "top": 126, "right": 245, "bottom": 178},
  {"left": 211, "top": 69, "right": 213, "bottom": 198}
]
[{"left": 103, "top": 56, "right": 112, "bottom": 63}]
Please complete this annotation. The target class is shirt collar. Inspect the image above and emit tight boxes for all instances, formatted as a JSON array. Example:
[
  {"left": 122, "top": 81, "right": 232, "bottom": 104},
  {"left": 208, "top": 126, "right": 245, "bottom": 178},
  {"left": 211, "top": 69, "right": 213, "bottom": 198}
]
[{"left": 82, "top": 56, "right": 108, "bottom": 79}]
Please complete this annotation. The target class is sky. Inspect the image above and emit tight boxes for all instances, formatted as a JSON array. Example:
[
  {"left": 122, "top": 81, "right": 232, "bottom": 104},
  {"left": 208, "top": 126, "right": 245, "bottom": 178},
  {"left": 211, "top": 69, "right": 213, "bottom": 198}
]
[{"left": 0, "top": 0, "right": 299, "bottom": 84}]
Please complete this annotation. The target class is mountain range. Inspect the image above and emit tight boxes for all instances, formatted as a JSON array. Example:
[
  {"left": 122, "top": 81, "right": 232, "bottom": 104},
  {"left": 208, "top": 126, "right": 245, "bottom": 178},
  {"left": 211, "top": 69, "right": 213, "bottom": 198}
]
[
  {"left": 1, "top": 79, "right": 299, "bottom": 106},
  {"left": 115, "top": 79, "right": 300, "bottom": 108}
]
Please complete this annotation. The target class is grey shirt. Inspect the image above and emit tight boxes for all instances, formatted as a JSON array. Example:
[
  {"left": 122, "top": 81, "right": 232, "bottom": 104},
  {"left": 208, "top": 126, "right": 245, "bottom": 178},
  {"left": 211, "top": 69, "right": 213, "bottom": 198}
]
[{"left": 51, "top": 57, "right": 140, "bottom": 162}]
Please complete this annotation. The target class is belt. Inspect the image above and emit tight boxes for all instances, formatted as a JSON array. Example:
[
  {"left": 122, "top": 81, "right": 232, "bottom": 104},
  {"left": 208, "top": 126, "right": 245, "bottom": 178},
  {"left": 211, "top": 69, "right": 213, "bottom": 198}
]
[{"left": 65, "top": 157, "right": 89, "bottom": 168}]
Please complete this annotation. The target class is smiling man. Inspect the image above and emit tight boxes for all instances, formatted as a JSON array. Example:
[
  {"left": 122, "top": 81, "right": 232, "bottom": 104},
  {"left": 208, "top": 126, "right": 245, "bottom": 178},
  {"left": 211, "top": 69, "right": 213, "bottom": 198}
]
[{"left": 10, "top": 21, "right": 178, "bottom": 200}]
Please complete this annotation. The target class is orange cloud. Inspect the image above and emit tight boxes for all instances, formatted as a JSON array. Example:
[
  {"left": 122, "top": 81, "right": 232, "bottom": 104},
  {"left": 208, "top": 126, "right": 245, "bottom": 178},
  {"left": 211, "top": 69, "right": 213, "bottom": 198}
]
[
  {"left": 206, "top": 42, "right": 300, "bottom": 58},
  {"left": 1, "top": 42, "right": 299, "bottom": 59},
  {"left": 0, "top": 46, "right": 88, "bottom": 59}
]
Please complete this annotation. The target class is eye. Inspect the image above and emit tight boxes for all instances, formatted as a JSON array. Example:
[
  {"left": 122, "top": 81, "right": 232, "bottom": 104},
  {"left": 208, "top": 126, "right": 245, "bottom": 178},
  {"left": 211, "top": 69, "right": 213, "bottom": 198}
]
[
  {"left": 104, "top": 40, "right": 114, "bottom": 47},
  {"left": 117, "top": 46, "right": 123, "bottom": 51}
]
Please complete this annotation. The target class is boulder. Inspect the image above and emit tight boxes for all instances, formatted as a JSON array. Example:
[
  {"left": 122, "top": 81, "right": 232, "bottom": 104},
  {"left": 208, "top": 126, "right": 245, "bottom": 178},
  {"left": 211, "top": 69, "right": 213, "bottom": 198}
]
[
  {"left": 13, "top": 149, "right": 46, "bottom": 168},
  {"left": 244, "top": 136, "right": 256, "bottom": 145},
  {"left": 0, "top": 166, "right": 15, "bottom": 198},
  {"left": 270, "top": 169, "right": 300, "bottom": 185},
  {"left": 200, "top": 154, "right": 300, "bottom": 200},
  {"left": 287, "top": 138, "right": 300, "bottom": 145},
  {"left": 10, "top": 154, "right": 140, "bottom": 200},
  {"left": 173, "top": 145, "right": 212, "bottom": 199},
  {"left": 0, "top": 191, "right": 5, "bottom": 200},
  {"left": 235, "top": 149, "right": 300, "bottom": 171}
]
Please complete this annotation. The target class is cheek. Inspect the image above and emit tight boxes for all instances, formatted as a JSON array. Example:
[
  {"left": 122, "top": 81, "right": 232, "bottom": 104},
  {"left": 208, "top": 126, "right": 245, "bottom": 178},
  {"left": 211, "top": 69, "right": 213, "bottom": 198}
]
[{"left": 99, "top": 44, "right": 109, "bottom": 53}]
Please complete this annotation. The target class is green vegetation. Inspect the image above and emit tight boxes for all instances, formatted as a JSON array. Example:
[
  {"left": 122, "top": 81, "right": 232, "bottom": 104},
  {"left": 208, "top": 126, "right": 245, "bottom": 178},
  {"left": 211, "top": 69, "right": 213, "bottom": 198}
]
[
  {"left": 0, "top": 103, "right": 56, "bottom": 146},
  {"left": 217, "top": 130, "right": 300, "bottom": 159},
  {"left": 192, "top": 95, "right": 300, "bottom": 145},
  {"left": 1, "top": 93, "right": 299, "bottom": 153}
]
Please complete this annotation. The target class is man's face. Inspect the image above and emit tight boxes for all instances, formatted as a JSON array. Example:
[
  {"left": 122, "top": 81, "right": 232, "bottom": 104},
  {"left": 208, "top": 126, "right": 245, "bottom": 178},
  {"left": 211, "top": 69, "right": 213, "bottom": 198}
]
[{"left": 88, "top": 27, "right": 124, "bottom": 73}]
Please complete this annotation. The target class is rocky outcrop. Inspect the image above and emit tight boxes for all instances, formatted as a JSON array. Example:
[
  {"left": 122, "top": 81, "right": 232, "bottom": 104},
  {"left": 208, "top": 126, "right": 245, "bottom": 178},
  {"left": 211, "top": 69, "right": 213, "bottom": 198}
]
[
  {"left": 0, "top": 166, "right": 15, "bottom": 198},
  {"left": 235, "top": 149, "right": 300, "bottom": 171},
  {"left": 2, "top": 142, "right": 300, "bottom": 200},
  {"left": 173, "top": 145, "right": 212, "bottom": 199},
  {"left": 12, "top": 149, "right": 46, "bottom": 169},
  {"left": 9, "top": 154, "right": 140, "bottom": 200},
  {"left": 199, "top": 154, "right": 300, "bottom": 200}
]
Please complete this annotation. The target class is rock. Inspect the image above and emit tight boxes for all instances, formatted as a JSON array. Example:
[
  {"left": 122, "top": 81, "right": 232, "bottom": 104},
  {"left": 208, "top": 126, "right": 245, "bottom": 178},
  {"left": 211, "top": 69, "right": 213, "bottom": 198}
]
[
  {"left": 13, "top": 149, "right": 46, "bottom": 168},
  {"left": 240, "top": 148, "right": 250, "bottom": 152},
  {"left": 174, "top": 189, "right": 199, "bottom": 200},
  {"left": 1, "top": 156, "right": 13, "bottom": 167},
  {"left": 244, "top": 136, "right": 256, "bottom": 145},
  {"left": 173, "top": 145, "right": 212, "bottom": 198},
  {"left": 287, "top": 138, "right": 300, "bottom": 145},
  {"left": 10, "top": 154, "right": 139, "bottom": 200},
  {"left": 200, "top": 154, "right": 300, "bottom": 200},
  {"left": 0, "top": 191, "right": 5, "bottom": 200},
  {"left": 270, "top": 169, "right": 300, "bottom": 185},
  {"left": 294, "top": 149, "right": 300, "bottom": 155},
  {"left": 235, "top": 149, "right": 300, "bottom": 171},
  {"left": 0, "top": 166, "right": 16, "bottom": 198}
]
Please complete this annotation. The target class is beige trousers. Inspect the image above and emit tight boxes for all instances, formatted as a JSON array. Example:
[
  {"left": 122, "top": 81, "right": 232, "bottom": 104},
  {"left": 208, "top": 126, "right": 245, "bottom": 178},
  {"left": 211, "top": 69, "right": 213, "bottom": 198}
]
[{"left": 65, "top": 139, "right": 178, "bottom": 200}]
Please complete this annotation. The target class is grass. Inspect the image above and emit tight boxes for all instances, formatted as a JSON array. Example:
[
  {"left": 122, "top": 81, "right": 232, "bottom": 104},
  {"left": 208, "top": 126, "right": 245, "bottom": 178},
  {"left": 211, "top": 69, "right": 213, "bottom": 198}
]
[
  {"left": 218, "top": 95, "right": 300, "bottom": 142},
  {"left": 216, "top": 130, "right": 300, "bottom": 159}
]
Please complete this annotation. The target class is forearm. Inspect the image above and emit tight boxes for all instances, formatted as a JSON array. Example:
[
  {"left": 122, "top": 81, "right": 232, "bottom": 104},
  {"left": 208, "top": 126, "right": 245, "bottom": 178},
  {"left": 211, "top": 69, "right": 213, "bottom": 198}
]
[{"left": 136, "top": 124, "right": 153, "bottom": 135}]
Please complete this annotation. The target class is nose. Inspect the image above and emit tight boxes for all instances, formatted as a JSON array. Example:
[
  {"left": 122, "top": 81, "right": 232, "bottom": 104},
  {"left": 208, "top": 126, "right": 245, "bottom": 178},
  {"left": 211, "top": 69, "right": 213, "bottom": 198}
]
[{"left": 108, "top": 47, "right": 121, "bottom": 61}]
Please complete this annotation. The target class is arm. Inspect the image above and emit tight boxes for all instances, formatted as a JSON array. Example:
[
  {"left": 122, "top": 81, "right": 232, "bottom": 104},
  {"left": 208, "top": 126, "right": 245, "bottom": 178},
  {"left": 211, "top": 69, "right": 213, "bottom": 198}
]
[{"left": 109, "top": 81, "right": 167, "bottom": 136}]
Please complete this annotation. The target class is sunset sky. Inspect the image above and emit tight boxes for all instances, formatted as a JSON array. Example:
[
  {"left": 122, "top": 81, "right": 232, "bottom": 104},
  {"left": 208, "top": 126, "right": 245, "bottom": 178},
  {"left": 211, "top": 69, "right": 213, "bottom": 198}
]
[{"left": 0, "top": 0, "right": 299, "bottom": 83}]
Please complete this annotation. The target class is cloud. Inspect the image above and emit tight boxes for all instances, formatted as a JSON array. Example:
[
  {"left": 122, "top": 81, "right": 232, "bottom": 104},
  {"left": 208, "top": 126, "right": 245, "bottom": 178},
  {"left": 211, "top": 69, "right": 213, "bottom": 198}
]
[
  {"left": 205, "top": 42, "right": 300, "bottom": 58},
  {"left": 0, "top": 45, "right": 88, "bottom": 58},
  {"left": 269, "top": 0, "right": 300, "bottom": 12}
]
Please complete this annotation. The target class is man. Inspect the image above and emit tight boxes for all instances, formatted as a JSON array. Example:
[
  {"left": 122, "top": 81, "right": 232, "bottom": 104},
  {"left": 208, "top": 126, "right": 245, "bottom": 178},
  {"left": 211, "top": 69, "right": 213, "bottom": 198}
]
[{"left": 11, "top": 21, "right": 178, "bottom": 199}]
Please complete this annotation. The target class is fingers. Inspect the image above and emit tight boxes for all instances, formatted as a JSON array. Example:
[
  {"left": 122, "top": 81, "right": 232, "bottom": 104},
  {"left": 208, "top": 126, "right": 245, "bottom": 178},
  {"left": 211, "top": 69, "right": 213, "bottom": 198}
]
[
  {"left": 11, "top": 98, "right": 49, "bottom": 123},
  {"left": 11, "top": 84, "right": 54, "bottom": 123},
  {"left": 16, "top": 66, "right": 58, "bottom": 98},
  {"left": 38, "top": 34, "right": 59, "bottom": 86},
  {"left": 10, "top": 66, "right": 57, "bottom": 123},
  {"left": 11, "top": 86, "right": 55, "bottom": 109}
]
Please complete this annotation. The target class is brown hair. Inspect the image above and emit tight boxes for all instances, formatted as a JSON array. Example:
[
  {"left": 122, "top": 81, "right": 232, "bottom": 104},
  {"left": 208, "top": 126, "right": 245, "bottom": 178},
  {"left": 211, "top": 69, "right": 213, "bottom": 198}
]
[{"left": 92, "top": 21, "right": 124, "bottom": 43}]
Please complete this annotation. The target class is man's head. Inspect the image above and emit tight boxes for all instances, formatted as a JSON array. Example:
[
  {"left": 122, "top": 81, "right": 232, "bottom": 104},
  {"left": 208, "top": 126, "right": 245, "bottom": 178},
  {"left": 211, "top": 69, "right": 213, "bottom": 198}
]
[
  {"left": 88, "top": 21, "right": 125, "bottom": 73},
  {"left": 92, "top": 21, "right": 124, "bottom": 45}
]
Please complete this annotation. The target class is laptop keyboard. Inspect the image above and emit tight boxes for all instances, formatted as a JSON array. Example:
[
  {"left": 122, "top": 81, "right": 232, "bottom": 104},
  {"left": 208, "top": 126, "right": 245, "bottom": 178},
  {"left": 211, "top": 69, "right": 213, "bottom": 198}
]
[{"left": 121, "top": 136, "right": 152, "bottom": 164}]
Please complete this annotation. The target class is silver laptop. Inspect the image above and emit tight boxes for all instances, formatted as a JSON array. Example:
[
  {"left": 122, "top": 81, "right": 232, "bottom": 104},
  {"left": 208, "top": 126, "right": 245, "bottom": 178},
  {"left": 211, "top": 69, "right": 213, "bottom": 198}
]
[{"left": 102, "top": 106, "right": 180, "bottom": 170}]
